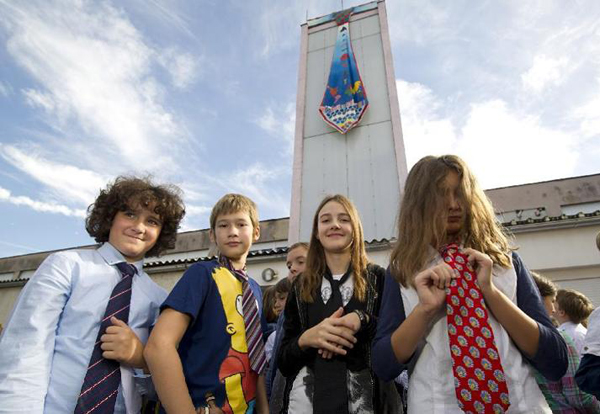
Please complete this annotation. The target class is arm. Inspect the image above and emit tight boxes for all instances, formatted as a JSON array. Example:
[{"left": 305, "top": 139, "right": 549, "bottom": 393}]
[
  {"left": 512, "top": 252, "right": 568, "bottom": 380},
  {"left": 0, "top": 253, "right": 71, "bottom": 413},
  {"left": 101, "top": 316, "right": 147, "bottom": 370},
  {"left": 372, "top": 265, "right": 453, "bottom": 381},
  {"left": 255, "top": 375, "right": 269, "bottom": 414},
  {"left": 277, "top": 287, "right": 318, "bottom": 377},
  {"left": 575, "top": 354, "right": 600, "bottom": 399},
  {"left": 465, "top": 249, "right": 540, "bottom": 357},
  {"left": 144, "top": 308, "right": 196, "bottom": 414},
  {"left": 389, "top": 264, "right": 454, "bottom": 364}
]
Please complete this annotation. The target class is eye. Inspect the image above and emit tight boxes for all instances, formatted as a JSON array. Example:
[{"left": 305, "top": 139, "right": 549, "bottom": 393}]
[
  {"left": 148, "top": 218, "right": 161, "bottom": 226},
  {"left": 218, "top": 223, "right": 227, "bottom": 228},
  {"left": 124, "top": 211, "right": 135, "bottom": 218}
]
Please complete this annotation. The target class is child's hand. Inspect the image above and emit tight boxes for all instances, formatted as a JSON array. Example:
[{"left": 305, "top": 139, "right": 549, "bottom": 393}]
[
  {"left": 463, "top": 248, "right": 494, "bottom": 292},
  {"left": 101, "top": 317, "right": 145, "bottom": 368},
  {"left": 414, "top": 263, "right": 455, "bottom": 315},
  {"left": 298, "top": 307, "right": 357, "bottom": 355},
  {"left": 337, "top": 311, "right": 361, "bottom": 333}
]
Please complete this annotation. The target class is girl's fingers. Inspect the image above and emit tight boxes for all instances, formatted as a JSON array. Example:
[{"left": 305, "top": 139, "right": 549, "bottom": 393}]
[{"left": 324, "top": 333, "right": 354, "bottom": 350}]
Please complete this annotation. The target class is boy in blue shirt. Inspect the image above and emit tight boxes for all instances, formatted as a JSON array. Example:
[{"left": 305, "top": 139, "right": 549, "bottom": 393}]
[
  {"left": 0, "top": 176, "right": 186, "bottom": 413},
  {"left": 145, "top": 193, "right": 268, "bottom": 414}
]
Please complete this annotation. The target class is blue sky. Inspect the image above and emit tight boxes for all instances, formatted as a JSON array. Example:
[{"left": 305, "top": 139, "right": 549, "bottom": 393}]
[{"left": 1, "top": 0, "right": 599, "bottom": 258}]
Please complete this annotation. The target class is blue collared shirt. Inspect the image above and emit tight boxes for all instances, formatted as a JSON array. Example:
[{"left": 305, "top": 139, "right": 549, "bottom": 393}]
[{"left": 0, "top": 243, "right": 166, "bottom": 414}]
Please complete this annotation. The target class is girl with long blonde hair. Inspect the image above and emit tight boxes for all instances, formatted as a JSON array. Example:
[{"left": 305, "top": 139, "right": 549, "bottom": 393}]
[
  {"left": 277, "top": 194, "right": 400, "bottom": 414},
  {"left": 372, "top": 155, "right": 567, "bottom": 413}
]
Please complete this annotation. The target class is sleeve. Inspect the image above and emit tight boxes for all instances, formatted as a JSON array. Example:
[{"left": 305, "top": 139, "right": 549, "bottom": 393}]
[
  {"left": 363, "top": 264, "right": 385, "bottom": 339},
  {"left": 371, "top": 268, "right": 407, "bottom": 381},
  {"left": 160, "top": 263, "right": 209, "bottom": 323},
  {"left": 276, "top": 285, "right": 317, "bottom": 377},
  {"left": 575, "top": 354, "right": 600, "bottom": 399},
  {"left": 265, "top": 331, "right": 276, "bottom": 362},
  {"left": 0, "top": 253, "right": 72, "bottom": 413},
  {"left": 512, "top": 252, "right": 568, "bottom": 381}
]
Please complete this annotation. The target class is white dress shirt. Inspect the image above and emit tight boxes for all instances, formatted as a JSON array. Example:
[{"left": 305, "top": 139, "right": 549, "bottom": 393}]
[
  {"left": 0, "top": 243, "right": 167, "bottom": 414},
  {"left": 403, "top": 253, "right": 550, "bottom": 413},
  {"left": 558, "top": 321, "right": 588, "bottom": 356},
  {"left": 582, "top": 307, "right": 600, "bottom": 356}
]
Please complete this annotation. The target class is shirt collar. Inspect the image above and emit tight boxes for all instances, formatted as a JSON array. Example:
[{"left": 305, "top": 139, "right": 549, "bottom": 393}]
[{"left": 98, "top": 242, "right": 144, "bottom": 274}]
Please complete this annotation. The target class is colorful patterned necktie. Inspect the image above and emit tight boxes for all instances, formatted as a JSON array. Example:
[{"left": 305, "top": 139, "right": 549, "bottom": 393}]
[
  {"left": 441, "top": 244, "right": 510, "bottom": 414},
  {"left": 74, "top": 262, "right": 136, "bottom": 414},
  {"left": 219, "top": 255, "right": 267, "bottom": 375}
]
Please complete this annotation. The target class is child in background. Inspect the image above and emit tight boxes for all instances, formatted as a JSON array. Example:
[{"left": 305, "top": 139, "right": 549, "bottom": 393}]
[
  {"left": 0, "top": 176, "right": 185, "bottom": 413},
  {"left": 372, "top": 155, "right": 567, "bottom": 413},
  {"left": 262, "top": 286, "right": 278, "bottom": 337},
  {"left": 264, "top": 278, "right": 291, "bottom": 364},
  {"left": 144, "top": 193, "right": 268, "bottom": 414},
  {"left": 266, "top": 242, "right": 308, "bottom": 410},
  {"left": 272, "top": 278, "right": 291, "bottom": 319},
  {"left": 555, "top": 289, "right": 595, "bottom": 355},
  {"left": 575, "top": 231, "right": 600, "bottom": 399},
  {"left": 278, "top": 194, "right": 401, "bottom": 414},
  {"left": 530, "top": 272, "right": 600, "bottom": 412}
]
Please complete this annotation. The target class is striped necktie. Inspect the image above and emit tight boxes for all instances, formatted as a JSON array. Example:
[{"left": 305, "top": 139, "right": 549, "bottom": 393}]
[
  {"left": 219, "top": 255, "right": 267, "bottom": 374},
  {"left": 74, "top": 262, "right": 137, "bottom": 414}
]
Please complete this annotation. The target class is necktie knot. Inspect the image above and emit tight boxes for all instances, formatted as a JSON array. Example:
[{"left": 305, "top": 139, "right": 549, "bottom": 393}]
[
  {"left": 115, "top": 262, "right": 137, "bottom": 278},
  {"left": 440, "top": 243, "right": 460, "bottom": 258}
]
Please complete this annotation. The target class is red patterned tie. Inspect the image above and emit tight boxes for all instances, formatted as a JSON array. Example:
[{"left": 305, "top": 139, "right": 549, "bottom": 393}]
[
  {"left": 74, "top": 262, "right": 136, "bottom": 414},
  {"left": 441, "top": 244, "right": 510, "bottom": 414},
  {"left": 219, "top": 256, "right": 267, "bottom": 374}
]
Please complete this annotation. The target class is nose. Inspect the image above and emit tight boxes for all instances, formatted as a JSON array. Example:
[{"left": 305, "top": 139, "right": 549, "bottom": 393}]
[
  {"left": 448, "top": 194, "right": 460, "bottom": 210},
  {"left": 131, "top": 219, "right": 145, "bottom": 234}
]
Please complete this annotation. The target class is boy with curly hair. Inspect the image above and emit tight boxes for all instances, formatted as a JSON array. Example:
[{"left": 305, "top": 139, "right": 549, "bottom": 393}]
[{"left": 0, "top": 176, "right": 185, "bottom": 414}]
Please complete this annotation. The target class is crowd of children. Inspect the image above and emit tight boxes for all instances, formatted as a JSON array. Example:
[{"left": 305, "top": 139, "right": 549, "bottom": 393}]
[{"left": 0, "top": 154, "right": 599, "bottom": 414}]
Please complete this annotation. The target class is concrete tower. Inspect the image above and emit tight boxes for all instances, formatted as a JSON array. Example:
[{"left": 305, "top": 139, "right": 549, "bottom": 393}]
[{"left": 288, "top": 1, "right": 407, "bottom": 243}]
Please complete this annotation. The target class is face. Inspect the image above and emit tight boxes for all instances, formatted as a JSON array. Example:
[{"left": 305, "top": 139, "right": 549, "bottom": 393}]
[
  {"left": 286, "top": 246, "right": 307, "bottom": 281},
  {"left": 210, "top": 210, "right": 260, "bottom": 266},
  {"left": 273, "top": 292, "right": 288, "bottom": 316},
  {"left": 316, "top": 200, "right": 353, "bottom": 254},
  {"left": 109, "top": 206, "right": 162, "bottom": 262},
  {"left": 542, "top": 295, "right": 556, "bottom": 316},
  {"left": 443, "top": 171, "right": 465, "bottom": 238}
]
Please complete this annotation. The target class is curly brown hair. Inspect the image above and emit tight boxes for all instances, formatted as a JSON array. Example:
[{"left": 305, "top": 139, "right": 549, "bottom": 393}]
[{"left": 86, "top": 176, "right": 185, "bottom": 257}]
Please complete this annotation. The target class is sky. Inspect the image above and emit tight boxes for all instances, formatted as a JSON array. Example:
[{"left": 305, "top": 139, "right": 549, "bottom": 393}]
[{"left": 0, "top": 0, "right": 599, "bottom": 258}]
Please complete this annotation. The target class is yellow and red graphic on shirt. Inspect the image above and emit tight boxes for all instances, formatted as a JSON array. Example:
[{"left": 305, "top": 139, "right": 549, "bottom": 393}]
[{"left": 212, "top": 267, "right": 257, "bottom": 414}]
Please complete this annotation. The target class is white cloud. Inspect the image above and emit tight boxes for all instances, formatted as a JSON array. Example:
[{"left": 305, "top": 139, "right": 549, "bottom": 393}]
[
  {"left": 214, "top": 163, "right": 289, "bottom": 217},
  {"left": 397, "top": 79, "right": 579, "bottom": 189},
  {"left": 255, "top": 102, "right": 296, "bottom": 154},
  {"left": 158, "top": 48, "right": 199, "bottom": 89},
  {"left": 0, "top": 0, "right": 186, "bottom": 172},
  {"left": 396, "top": 80, "right": 457, "bottom": 166},
  {"left": 521, "top": 55, "right": 569, "bottom": 93},
  {"left": 0, "top": 145, "right": 108, "bottom": 206},
  {"left": 456, "top": 100, "right": 578, "bottom": 188},
  {"left": 22, "top": 89, "right": 56, "bottom": 112},
  {"left": 0, "top": 81, "right": 12, "bottom": 97},
  {"left": 0, "top": 186, "right": 86, "bottom": 218}
]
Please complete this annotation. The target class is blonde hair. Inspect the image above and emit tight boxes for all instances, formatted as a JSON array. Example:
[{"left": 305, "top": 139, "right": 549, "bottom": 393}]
[
  {"left": 299, "top": 194, "right": 369, "bottom": 303},
  {"left": 390, "top": 155, "right": 512, "bottom": 287},
  {"left": 210, "top": 193, "right": 259, "bottom": 231}
]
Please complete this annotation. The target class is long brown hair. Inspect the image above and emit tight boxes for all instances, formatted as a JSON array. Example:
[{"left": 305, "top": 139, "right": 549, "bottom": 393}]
[
  {"left": 390, "top": 155, "right": 512, "bottom": 287},
  {"left": 299, "top": 194, "right": 369, "bottom": 302}
]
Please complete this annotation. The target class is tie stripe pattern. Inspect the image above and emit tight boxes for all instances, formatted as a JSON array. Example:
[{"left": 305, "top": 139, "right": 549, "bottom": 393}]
[
  {"left": 441, "top": 244, "right": 510, "bottom": 414},
  {"left": 74, "top": 262, "right": 137, "bottom": 414},
  {"left": 219, "top": 255, "right": 267, "bottom": 375}
]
